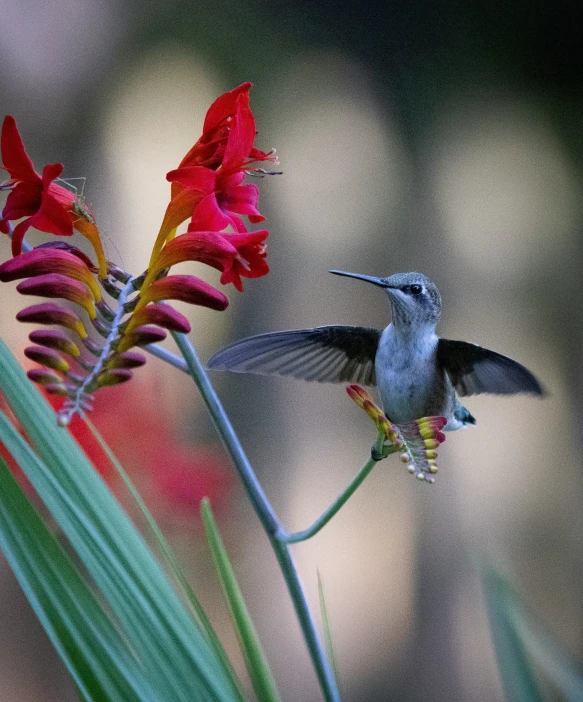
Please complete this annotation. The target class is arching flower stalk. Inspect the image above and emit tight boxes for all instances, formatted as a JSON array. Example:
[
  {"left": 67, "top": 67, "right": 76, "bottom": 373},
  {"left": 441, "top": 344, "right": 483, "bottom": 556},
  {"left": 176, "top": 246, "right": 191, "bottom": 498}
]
[
  {"left": 346, "top": 384, "right": 447, "bottom": 483},
  {"left": 0, "top": 83, "right": 277, "bottom": 426}
]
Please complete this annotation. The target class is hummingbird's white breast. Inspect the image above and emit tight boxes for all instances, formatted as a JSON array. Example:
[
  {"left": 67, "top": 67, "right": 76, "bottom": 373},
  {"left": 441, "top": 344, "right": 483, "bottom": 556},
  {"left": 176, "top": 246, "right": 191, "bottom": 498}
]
[{"left": 375, "top": 323, "right": 444, "bottom": 425}]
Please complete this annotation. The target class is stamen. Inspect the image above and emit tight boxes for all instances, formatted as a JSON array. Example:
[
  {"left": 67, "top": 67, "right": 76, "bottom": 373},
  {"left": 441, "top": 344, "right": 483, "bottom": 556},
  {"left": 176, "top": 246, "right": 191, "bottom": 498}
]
[{"left": 245, "top": 168, "right": 283, "bottom": 177}]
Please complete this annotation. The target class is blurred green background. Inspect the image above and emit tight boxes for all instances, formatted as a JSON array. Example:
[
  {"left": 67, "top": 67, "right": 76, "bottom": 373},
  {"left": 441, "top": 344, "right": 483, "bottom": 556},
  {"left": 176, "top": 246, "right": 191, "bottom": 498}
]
[{"left": 1, "top": 1, "right": 583, "bottom": 699}]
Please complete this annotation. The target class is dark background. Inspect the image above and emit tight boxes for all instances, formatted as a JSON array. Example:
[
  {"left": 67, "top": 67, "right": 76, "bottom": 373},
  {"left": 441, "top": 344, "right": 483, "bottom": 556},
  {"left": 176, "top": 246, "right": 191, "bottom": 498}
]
[{"left": 1, "top": 1, "right": 583, "bottom": 699}]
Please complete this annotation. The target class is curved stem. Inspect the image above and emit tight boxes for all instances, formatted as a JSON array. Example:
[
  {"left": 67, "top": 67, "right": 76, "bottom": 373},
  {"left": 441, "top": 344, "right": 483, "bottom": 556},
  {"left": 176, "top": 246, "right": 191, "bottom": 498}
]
[
  {"left": 171, "top": 331, "right": 340, "bottom": 702},
  {"left": 283, "top": 431, "right": 392, "bottom": 544},
  {"left": 172, "top": 332, "right": 281, "bottom": 535},
  {"left": 144, "top": 343, "right": 189, "bottom": 373}
]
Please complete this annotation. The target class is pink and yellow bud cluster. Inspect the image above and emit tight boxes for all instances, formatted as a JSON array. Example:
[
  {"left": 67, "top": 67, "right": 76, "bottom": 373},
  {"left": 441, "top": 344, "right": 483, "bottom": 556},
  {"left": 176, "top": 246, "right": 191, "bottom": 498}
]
[{"left": 346, "top": 384, "right": 447, "bottom": 483}]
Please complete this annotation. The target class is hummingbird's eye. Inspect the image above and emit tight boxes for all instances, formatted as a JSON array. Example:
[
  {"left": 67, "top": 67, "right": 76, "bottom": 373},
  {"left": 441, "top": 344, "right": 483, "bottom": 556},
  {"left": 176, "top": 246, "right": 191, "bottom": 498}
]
[{"left": 410, "top": 284, "right": 423, "bottom": 295}]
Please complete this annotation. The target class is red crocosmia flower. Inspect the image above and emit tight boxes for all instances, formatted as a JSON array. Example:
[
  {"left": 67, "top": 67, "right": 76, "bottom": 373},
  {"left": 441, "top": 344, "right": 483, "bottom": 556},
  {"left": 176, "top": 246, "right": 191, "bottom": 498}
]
[
  {"left": 149, "top": 445, "right": 231, "bottom": 516},
  {"left": 57, "top": 383, "right": 232, "bottom": 517},
  {"left": 168, "top": 169, "right": 264, "bottom": 234},
  {"left": 183, "top": 221, "right": 269, "bottom": 292},
  {"left": 0, "top": 116, "right": 107, "bottom": 277},
  {"left": 174, "top": 82, "right": 275, "bottom": 177},
  {"left": 176, "top": 82, "right": 254, "bottom": 173},
  {"left": 150, "top": 84, "right": 275, "bottom": 265},
  {"left": 218, "top": 230, "right": 269, "bottom": 291}
]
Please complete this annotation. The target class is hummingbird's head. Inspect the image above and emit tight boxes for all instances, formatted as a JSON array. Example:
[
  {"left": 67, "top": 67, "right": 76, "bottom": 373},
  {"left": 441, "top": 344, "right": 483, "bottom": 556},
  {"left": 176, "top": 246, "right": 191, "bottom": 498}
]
[{"left": 329, "top": 270, "right": 442, "bottom": 329}]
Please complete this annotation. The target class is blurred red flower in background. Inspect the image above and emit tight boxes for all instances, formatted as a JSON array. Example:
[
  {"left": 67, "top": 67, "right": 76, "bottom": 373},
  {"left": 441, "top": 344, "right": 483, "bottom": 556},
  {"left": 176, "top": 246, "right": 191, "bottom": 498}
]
[{"left": 1, "top": 382, "right": 232, "bottom": 522}]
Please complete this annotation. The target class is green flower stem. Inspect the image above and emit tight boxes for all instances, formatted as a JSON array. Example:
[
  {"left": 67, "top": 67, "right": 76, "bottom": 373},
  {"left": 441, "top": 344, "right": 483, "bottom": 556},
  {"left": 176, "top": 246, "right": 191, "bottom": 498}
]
[
  {"left": 171, "top": 331, "right": 340, "bottom": 702},
  {"left": 282, "top": 431, "right": 392, "bottom": 544},
  {"left": 144, "top": 343, "right": 189, "bottom": 373}
]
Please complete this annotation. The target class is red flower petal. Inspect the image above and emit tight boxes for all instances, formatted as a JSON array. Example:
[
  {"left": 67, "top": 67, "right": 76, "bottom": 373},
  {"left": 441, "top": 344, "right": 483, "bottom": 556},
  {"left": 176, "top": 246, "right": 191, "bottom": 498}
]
[
  {"left": 202, "top": 82, "right": 252, "bottom": 139},
  {"left": 219, "top": 182, "right": 264, "bottom": 221},
  {"left": 10, "top": 218, "right": 33, "bottom": 257},
  {"left": 28, "top": 175, "right": 74, "bottom": 237},
  {"left": 1, "top": 116, "right": 38, "bottom": 182},
  {"left": 166, "top": 165, "right": 217, "bottom": 192},
  {"left": 219, "top": 230, "right": 269, "bottom": 291},
  {"left": 1, "top": 186, "right": 42, "bottom": 223},
  {"left": 188, "top": 193, "right": 231, "bottom": 232},
  {"left": 221, "top": 91, "right": 256, "bottom": 174}
]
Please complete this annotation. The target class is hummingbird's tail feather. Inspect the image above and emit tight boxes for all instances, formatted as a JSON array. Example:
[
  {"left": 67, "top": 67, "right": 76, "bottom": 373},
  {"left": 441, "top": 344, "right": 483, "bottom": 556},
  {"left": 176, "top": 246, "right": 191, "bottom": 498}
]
[
  {"left": 207, "top": 326, "right": 381, "bottom": 385},
  {"left": 451, "top": 401, "right": 476, "bottom": 429}
]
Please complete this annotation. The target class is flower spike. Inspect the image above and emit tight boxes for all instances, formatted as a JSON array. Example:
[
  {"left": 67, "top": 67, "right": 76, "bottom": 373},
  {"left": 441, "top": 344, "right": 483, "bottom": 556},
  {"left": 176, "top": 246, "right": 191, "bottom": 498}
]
[{"left": 2, "top": 83, "right": 276, "bottom": 423}]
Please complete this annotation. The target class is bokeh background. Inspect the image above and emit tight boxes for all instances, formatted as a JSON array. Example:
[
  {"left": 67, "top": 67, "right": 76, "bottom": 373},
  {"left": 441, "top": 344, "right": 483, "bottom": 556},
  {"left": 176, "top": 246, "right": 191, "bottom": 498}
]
[{"left": 1, "top": 1, "right": 583, "bottom": 699}]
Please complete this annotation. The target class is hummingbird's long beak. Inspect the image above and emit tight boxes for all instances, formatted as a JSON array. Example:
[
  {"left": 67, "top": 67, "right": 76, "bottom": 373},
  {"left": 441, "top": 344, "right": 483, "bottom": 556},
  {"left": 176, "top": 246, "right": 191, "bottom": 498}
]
[{"left": 329, "top": 270, "right": 388, "bottom": 288}]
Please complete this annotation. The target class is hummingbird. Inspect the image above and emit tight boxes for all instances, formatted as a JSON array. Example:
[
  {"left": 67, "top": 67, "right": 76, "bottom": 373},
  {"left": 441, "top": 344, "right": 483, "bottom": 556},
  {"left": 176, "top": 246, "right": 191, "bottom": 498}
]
[{"left": 207, "top": 271, "right": 543, "bottom": 432}]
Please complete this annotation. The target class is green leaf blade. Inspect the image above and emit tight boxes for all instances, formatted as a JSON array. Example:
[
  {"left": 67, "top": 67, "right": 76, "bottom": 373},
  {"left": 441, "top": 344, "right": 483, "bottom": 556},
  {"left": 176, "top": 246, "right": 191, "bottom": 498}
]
[
  {"left": 202, "top": 498, "right": 281, "bottom": 702},
  {"left": 0, "top": 338, "right": 236, "bottom": 701},
  {"left": 0, "top": 456, "right": 153, "bottom": 702},
  {"left": 482, "top": 566, "right": 545, "bottom": 702}
]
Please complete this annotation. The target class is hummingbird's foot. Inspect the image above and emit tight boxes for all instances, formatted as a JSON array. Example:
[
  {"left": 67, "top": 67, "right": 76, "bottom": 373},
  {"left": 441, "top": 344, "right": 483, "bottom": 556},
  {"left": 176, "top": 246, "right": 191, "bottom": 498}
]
[{"left": 371, "top": 442, "right": 391, "bottom": 462}]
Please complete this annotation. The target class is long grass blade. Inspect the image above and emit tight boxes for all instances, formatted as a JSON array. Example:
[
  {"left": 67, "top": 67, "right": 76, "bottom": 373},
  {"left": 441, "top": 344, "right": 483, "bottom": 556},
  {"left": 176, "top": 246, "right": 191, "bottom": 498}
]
[
  {"left": 202, "top": 498, "right": 281, "bottom": 702},
  {"left": 0, "top": 338, "right": 235, "bottom": 700},
  {"left": 482, "top": 566, "right": 544, "bottom": 702},
  {"left": 83, "top": 416, "right": 246, "bottom": 702},
  {"left": 486, "top": 566, "right": 583, "bottom": 701},
  {"left": 317, "top": 571, "right": 338, "bottom": 684},
  {"left": 0, "top": 456, "right": 154, "bottom": 701}
]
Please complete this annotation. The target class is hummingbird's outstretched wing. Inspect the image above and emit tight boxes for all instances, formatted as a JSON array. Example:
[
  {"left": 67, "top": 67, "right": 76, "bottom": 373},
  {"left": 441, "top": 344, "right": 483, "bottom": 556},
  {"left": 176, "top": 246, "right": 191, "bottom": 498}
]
[
  {"left": 437, "top": 339, "right": 544, "bottom": 397},
  {"left": 207, "top": 326, "right": 381, "bottom": 385}
]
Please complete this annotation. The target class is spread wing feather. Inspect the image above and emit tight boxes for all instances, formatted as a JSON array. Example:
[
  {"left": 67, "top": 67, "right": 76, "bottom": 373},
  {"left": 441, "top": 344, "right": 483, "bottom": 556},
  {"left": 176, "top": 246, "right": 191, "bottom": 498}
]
[
  {"left": 207, "top": 326, "right": 381, "bottom": 385},
  {"left": 437, "top": 339, "right": 544, "bottom": 397}
]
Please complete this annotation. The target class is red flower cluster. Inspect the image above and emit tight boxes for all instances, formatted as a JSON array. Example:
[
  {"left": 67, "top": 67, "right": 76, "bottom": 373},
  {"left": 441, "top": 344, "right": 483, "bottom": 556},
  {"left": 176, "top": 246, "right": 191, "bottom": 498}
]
[
  {"left": 0, "top": 116, "right": 107, "bottom": 277},
  {"left": 0, "top": 83, "right": 277, "bottom": 424},
  {"left": 149, "top": 81, "right": 277, "bottom": 292}
]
